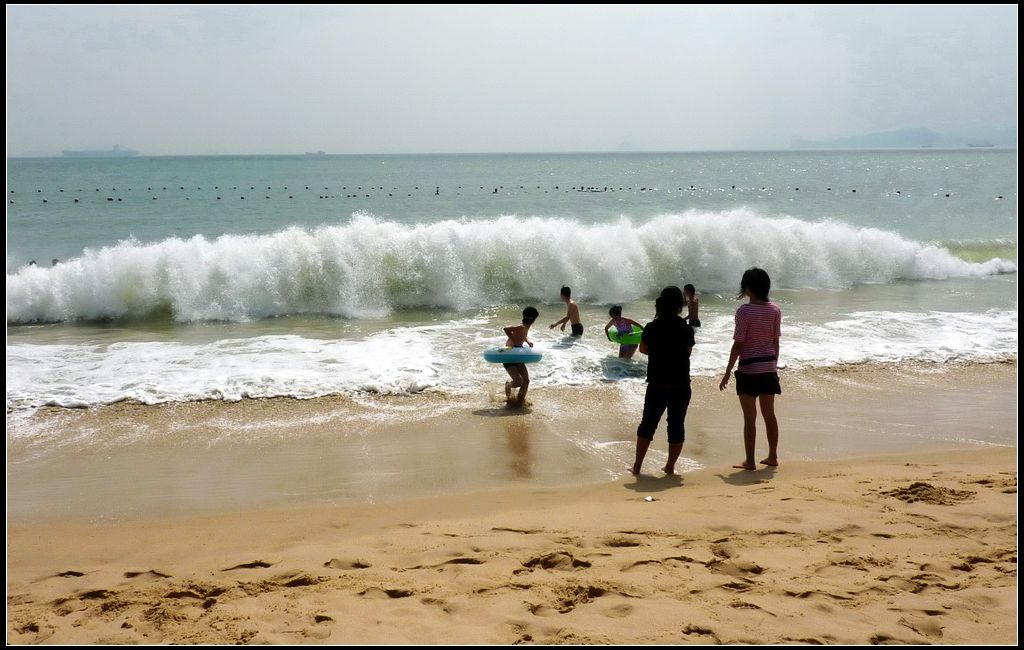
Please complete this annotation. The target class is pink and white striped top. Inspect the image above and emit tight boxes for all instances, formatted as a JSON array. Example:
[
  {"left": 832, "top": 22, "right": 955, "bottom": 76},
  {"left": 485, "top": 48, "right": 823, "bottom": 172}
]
[{"left": 733, "top": 302, "right": 782, "bottom": 374}]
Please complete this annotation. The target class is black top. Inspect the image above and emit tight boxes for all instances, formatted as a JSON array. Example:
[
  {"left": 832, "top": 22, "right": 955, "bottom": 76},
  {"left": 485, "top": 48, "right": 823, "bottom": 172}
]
[{"left": 641, "top": 315, "right": 695, "bottom": 385}]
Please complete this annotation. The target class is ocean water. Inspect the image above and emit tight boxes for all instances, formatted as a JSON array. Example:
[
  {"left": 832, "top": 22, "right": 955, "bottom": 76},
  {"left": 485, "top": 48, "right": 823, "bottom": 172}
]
[{"left": 6, "top": 151, "right": 1018, "bottom": 412}]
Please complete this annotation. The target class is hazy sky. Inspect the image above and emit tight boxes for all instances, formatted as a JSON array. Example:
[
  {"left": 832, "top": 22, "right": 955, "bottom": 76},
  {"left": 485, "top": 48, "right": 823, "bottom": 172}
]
[{"left": 5, "top": 5, "right": 1018, "bottom": 155}]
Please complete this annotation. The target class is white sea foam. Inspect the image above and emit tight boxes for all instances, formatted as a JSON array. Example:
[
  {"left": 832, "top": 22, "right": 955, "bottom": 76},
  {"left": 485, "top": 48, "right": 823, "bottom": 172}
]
[
  {"left": 6, "top": 308, "right": 1017, "bottom": 412},
  {"left": 7, "top": 211, "right": 1015, "bottom": 323}
]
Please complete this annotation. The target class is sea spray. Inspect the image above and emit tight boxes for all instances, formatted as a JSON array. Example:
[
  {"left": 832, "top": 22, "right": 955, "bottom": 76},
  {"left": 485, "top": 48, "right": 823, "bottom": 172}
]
[{"left": 7, "top": 210, "right": 1016, "bottom": 324}]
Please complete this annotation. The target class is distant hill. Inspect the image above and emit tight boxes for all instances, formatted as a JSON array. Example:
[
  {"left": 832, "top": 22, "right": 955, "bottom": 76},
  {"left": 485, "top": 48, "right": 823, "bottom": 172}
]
[
  {"left": 62, "top": 145, "right": 139, "bottom": 158},
  {"left": 792, "top": 127, "right": 1016, "bottom": 149}
]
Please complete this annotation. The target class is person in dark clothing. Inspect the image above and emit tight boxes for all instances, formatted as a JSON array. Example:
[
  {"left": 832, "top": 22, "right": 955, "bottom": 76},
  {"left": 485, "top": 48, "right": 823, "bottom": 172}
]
[{"left": 631, "top": 286, "right": 695, "bottom": 475}]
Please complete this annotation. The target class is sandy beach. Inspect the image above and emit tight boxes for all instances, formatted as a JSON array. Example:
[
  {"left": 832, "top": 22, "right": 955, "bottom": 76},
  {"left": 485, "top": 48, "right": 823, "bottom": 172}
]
[
  {"left": 6, "top": 363, "right": 1018, "bottom": 644},
  {"left": 7, "top": 4, "right": 1019, "bottom": 645}
]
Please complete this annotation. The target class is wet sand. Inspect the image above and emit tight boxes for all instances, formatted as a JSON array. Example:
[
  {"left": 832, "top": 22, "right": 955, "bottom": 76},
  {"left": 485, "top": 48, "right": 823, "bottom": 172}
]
[
  {"left": 6, "top": 362, "right": 1018, "bottom": 644},
  {"left": 7, "top": 362, "right": 1016, "bottom": 521}
]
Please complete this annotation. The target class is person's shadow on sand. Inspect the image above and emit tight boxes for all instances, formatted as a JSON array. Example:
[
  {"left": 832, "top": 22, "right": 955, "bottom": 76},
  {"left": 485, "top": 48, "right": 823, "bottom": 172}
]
[
  {"left": 623, "top": 473, "right": 684, "bottom": 493},
  {"left": 472, "top": 406, "right": 533, "bottom": 417},
  {"left": 715, "top": 465, "right": 777, "bottom": 486}
]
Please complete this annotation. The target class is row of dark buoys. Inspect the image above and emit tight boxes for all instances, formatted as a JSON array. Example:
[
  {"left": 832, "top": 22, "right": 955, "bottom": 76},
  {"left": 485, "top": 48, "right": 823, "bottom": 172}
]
[
  {"left": 10, "top": 184, "right": 1008, "bottom": 204},
  {"left": 14, "top": 184, "right": 998, "bottom": 193}
]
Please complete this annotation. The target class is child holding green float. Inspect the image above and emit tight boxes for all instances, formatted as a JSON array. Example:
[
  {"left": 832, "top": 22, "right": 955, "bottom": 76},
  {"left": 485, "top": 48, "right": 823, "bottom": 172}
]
[{"left": 604, "top": 305, "right": 644, "bottom": 359}]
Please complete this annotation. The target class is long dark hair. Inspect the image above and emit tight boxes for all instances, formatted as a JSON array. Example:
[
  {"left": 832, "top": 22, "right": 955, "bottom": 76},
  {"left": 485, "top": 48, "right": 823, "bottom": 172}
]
[
  {"left": 654, "top": 286, "right": 684, "bottom": 318},
  {"left": 738, "top": 267, "right": 771, "bottom": 301}
]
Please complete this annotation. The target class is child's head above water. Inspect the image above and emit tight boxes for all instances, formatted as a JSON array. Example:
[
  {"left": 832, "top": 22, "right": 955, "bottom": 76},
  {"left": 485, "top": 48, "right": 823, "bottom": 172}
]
[
  {"left": 683, "top": 284, "right": 696, "bottom": 298},
  {"left": 608, "top": 305, "right": 622, "bottom": 318},
  {"left": 522, "top": 306, "right": 539, "bottom": 325}
]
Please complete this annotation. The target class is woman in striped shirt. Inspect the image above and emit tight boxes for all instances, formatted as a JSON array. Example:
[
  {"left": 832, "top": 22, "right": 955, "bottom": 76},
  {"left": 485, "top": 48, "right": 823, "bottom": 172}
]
[{"left": 719, "top": 267, "right": 782, "bottom": 470}]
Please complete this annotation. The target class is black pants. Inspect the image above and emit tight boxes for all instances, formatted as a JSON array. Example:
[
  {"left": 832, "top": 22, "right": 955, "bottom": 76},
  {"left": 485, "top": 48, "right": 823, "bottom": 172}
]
[{"left": 636, "top": 383, "right": 692, "bottom": 443}]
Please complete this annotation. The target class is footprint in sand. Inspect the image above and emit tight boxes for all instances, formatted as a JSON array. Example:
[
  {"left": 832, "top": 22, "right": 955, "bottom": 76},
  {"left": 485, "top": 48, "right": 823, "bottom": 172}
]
[
  {"left": 710, "top": 543, "right": 736, "bottom": 559},
  {"left": 603, "top": 603, "right": 634, "bottom": 618},
  {"left": 79, "top": 588, "right": 116, "bottom": 600},
  {"left": 273, "top": 571, "right": 320, "bottom": 587},
  {"left": 899, "top": 615, "right": 944, "bottom": 639},
  {"left": 602, "top": 536, "right": 643, "bottom": 548},
  {"left": 729, "top": 600, "right": 771, "bottom": 614},
  {"left": 222, "top": 560, "right": 273, "bottom": 571},
  {"left": 707, "top": 558, "right": 765, "bottom": 577},
  {"left": 719, "top": 580, "right": 755, "bottom": 593},
  {"left": 681, "top": 625, "right": 720, "bottom": 643},
  {"left": 323, "top": 558, "right": 371, "bottom": 569},
  {"left": 55, "top": 570, "right": 86, "bottom": 578},
  {"left": 124, "top": 570, "right": 171, "bottom": 579},
  {"left": 360, "top": 587, "right": 413, "bottom": 599},
  {"left": 552, "top": 584, "right": 607, "bottom": 613},
  {"left": 163, "top": 589, "right": 204, "bottom": 600},
  {"left": 50, "top": 596, "right": 83, "bottom": 616},
  {"left": 491, "top": 526, "right": 544, "bottom": 534},
  {"left": 526, "top": 602, "right": 558, "bottom": 617},
  {"left": 15, "top": 622, "right": 55, "bottom": 643},
  {"left": 520, "top": 552, "right": 592, "bottom": 571},
  {"left": 407, "top": 557, "right": 486, "bottom": 570},
  {"left": 421, "top": 597, "right": 460, "bottom": 614},
  {"left": 621, "top": 559, "right": 663, "bottom": 572}
]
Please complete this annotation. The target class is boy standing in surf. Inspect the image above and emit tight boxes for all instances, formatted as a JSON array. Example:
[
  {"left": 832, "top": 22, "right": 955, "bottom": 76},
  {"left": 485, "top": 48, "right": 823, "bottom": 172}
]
[
  {"left": 683, "top": 284, "right": 701, "bottom": 328},
  {"left": 503, "top": 306, "right": 539, "bottom": 407},
  {"left": 550, "top": 286, "right": 583, "bottom": 336}
]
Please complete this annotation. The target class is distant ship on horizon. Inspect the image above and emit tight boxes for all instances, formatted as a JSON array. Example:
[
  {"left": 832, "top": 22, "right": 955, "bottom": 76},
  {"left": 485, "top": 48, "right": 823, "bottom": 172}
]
[
  {"left": 303, "top": 150, "right": 327, "bottom": 156},
  {"left": 62, "top": 145, "right": 139, "bottom": 158},
  {"left": 966, "top": 143, "right": 995, "bottom": 148}
]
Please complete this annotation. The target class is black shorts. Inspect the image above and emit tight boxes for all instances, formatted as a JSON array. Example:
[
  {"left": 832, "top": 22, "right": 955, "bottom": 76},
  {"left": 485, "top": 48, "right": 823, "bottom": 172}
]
[
  {"left": 735, "top": 371, "right": 781, "bottom": 397},
  {"left": 503, "top": 362, "right": 526, "bottom": 370},
  {"left": 636, "top": 383, "right": 692, "bottom": 444},
  {"left": 571, "top": 323, "right": 584, "bottom": 337}
]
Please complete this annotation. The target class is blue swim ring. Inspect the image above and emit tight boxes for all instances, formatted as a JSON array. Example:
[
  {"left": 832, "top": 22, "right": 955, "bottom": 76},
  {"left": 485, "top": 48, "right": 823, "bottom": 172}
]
[{"left": 483, "top": 346, "right": 543, "bottom": 364}]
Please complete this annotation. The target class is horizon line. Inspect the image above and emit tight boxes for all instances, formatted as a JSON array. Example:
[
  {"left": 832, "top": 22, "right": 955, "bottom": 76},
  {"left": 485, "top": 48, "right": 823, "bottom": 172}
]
[{"left": 8, "top": 146, "right": 1018, "bottom": 159}]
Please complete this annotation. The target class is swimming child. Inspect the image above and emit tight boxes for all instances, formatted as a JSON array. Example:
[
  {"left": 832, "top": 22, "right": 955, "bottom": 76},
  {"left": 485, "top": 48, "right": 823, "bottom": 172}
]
[
  {"left": 683, "top": 284, "right": 701, "bottom": 328},
  {"left": 603, "top": 305, "right": 643, "bottom": 359},
  {"left": 503, "top": 306, "right": 539, "bottom": 407}
]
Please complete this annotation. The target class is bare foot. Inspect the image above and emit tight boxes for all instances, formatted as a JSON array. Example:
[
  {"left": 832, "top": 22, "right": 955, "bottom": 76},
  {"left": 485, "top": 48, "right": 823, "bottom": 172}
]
[
  {"left": 662, "top": 466, "right": 676, "bottom": 475},
  {"left": 732, "top": 462, "right": 756, "bottom": 470},
  {"left": 760, "top": 457, "right": 778, "bottom": 467},
  {"left": 630, "top": 464, "right": 642, "bottom": 476},
  {"left": 504, "top": 381, "right": 513, "bottom": 400}
]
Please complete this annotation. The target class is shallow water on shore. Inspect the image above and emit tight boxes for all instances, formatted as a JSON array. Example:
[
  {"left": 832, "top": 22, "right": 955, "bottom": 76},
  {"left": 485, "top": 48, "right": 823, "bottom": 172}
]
[{"left": 6, "top": 363, "right": 1015, "bottom": 522}]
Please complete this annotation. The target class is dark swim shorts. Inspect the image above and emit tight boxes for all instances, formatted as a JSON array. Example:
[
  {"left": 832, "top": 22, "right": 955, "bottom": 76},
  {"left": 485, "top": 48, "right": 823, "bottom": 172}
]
[
  {"left": 735, "top": 371, "right": 781, "bottom": 397},
  {"left": 571, "top": 323, "right": 584, "bottom": 337}
]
